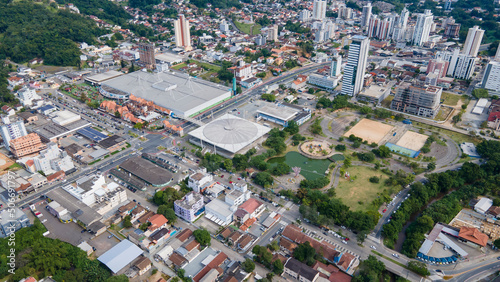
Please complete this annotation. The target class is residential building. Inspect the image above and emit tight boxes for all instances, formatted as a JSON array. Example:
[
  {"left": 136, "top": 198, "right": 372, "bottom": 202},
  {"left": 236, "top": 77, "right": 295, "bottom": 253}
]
[
  {"left": 0, "top": 117, "right": 28, "bottom": 149},
  {"left": 338, "top": 7, "right": 353, "bottom": 20},
  {"left": 308, "top": 74, "right": 339, "bottom": 90},
  {"left": 437, "top": 48, "right": 477, "bottom": 80},
  {"left": 463, "top": 26, "right": 484, "bottom": 57},
  {"left": 17, "top": 88, "right": 41, "bottom": 107},
  {"left": 341, "top": 35, "right": 370, "bottom": 96},
  {"left": 481, "top": 61, "right": 500, "bottom": 92},
  {"left": 133, "top": 256, "right": 152, "bottom": 276},
  {"left": 220, "top": 20, "right": 229, "bottom": 33},
  {"left": 283, "top": 258, "right": 320, "bottom": 282},
  {"left": 138, "top": 43, "right": 155, "bottom": 70},
  {"left": 312, "top": 0, "right": 327, "bottom": 20},
  {"left": 331, "top": 55, "right": 341, "bottom": 77},
  {"left": 62, "top": 175, "right": 124, "bottom": 207},
  {"left": 188, "top": 170, "right": 213, "bottom": 193},
  {"left": 495, "top": 45, "right": 500, "bottom": 61},
  {"left": 147, "top": 214, "right": 168, "bottom": 233},
  {"left": 205, "top": 198, "right": 235, "bottom": 226},
  {"left": 299, "top": 9, "right": 311, "bottom": 22},
  {"left": 427, "top": 59, "right": 449, "bottom": 78},
  {"left": 361, "top": 3, "right": 372, "bottom": 28},
  {"left": 174, "top": 14, "right": 192, "bottom": 51},
  {"left": 458, "top": 227, "right": 488, "bottom": 247},
  {"left": 391, "top": 83, "right": 442, "bottom": 118},
  {"left": 266, "top": 25, "right": 279, "bottom": 42},
  {"left": 444, "top": 23, "right": 461, "bottom": 38},
  {"left": 9, "top": 133, "right": 44, "bottom": 158},
  {"left": 174, "top": 192, "right": 205, "bottom": 222},
  {"left": 21, "top": 142, "right": 75, "bottom": 175},
  {"left": 255, "top": 35, "right": 266, "bottom": 46},
  {"left": 0, "top": 208, "right": 31, "bottom": 238},
  {"left": 234, "top": 60, "right": 253, "bottom": 82},
  {"left": 412, "top": 10, "right": 433, "bottom": 46}
]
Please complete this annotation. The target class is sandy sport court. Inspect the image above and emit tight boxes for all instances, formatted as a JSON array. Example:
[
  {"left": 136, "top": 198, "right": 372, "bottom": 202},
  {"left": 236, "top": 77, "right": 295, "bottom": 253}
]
[
  {"left": 344, "top": 119, "right": 394, "bottom": 144},
  {"left": 395, "top": 131, "right": 428, "bottom": 151}
]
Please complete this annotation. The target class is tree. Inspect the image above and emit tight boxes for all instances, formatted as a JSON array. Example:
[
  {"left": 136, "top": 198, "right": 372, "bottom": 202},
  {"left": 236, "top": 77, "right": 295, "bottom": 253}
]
[
  {"left": 427, "top": 162, "right": 436, "bottom": 171},
  {"left": 261, "top": 93, "right": 276, "bottom": 102},
  {"left": 242, "top": 258, "right": 255, "bottom": 273},
  {"left": 272, "top": 259, "right": 284, "bottom": 275},
  {"left": 80, "top": 92, "right": 88, "bottom": 102},
  {"left": 293, "top": 241, "right": 317, "bottom": 266},
  {"left": 193, "top": 229, "right": 211, "bottom": 246},
  {"left": 271, "top": 163, "right": 291, "bottom": 176},
  {"left": 472, "top": 88, "right": 489, "bottom": 99},
  {"left": 284, "top": 120, "right": 299, "bottom": 135},
  {"left": 123, "top": 215, "right": 132, "bottom": 228},
  {"left": 360, "top": 106, "right": 372, "bottom": 114},
  {"left": 254, "top": 172, "right": 274, "bottom": 187},
  {"left": 369, "top": 176, "right": 380, "bottom": 183},
  {"left": 335, "top": 144, "right": 346, "bottom": 151},
  {"left": 372, "top": 145, "right": 391, "bottom": 158},
  {"left": 114, "top": 110, "right": 121, "bottom": 118},
  {"left": 494, "top": 238, "right": 500, "bottom": 249},
  {"left": 157, "top": 205, "right": 177, "bottom": 224}
]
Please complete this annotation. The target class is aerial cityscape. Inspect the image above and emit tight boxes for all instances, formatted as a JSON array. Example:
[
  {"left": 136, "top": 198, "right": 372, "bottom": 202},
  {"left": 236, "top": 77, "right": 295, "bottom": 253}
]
[{"left": 1, "top": 0, "right": 500, "bottom": 281}]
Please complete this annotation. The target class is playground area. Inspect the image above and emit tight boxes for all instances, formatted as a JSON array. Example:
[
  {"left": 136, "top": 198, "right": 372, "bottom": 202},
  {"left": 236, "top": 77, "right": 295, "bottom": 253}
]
[
  {"left": 61, "top": 84, "right": 101, "bottom": 102},
  {"left": 395, "top": 131, "right": 428, "bottom": 151},
  {"left": 299, "top": 140, "right": 332, "bottom": 158},
  {"left": 344, "top": 118, "right": 394, "bottom": 144}
]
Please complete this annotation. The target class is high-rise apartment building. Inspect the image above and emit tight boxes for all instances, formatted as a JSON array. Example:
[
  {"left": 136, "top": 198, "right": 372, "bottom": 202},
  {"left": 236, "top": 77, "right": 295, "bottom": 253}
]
[
  {"left": 313, "top": 0, "right": 327, "bottom": 20},
  {"left": 174, "top": 14, "right": 192, "bottom": 51},
  {"left": 481, "top": 61, "right": 500, "bottom": 92},
  {"left": 341, "top": 35, "right": 370, "bottom": 96},
  {"left": 299, "top": 9, "right": 311, "bottom": 22},
  {"left": 412, "top": 10, "right": 433, "bottom": 46},
  {"left": 0, "top": 117, "right": 27, "bottom": 149},
  {"left": 495, "top": 45, "right": 500, "bottom": 61},
  {"left": 331, "top": 55, "right": 342, "bottom": 77},
  {"left": 138, "top": 43, "right": 155, "bottom": 70},
  {"left": 338, "top": 7, "right": 353, "bottom": 20},
  {"left": 462, "top": 25, "right": 484, "bottom": 57},
  {"left": 267, "top": 25, "right": 279, "bottom": 42},
  {"left": 361, "top": 3, "right": 372, "bottom": 28},
  {"left": 444, "top": 23, "right": 461, "bottom": 38},
  {"left": 391, "top": 83, "right": 442, "bottom": 118},
  {"left": 438, "top": 48, "right": 477, "bottom": 80},
  {"left": 220, "top": 20, "right": 229, "bottom": 33},
  {"left": 9, "top": 133, "right": 44, "bottom": 158}
]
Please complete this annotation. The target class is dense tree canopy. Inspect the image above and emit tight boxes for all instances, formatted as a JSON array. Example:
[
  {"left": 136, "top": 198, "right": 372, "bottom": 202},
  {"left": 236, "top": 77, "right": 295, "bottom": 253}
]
[
  {"left": 193, "top": 229, "right": 211, "bottom": 246},
  {"left": 0, "top": 0, "right": 104, "bottom": 65},
  {"left": 0, "top": 62, "right": 17, "bottom": 105}
]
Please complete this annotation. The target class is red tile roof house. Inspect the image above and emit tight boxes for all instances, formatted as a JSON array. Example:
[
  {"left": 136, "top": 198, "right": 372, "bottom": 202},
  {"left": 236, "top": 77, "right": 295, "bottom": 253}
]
[
  {"left": 193, "top": 252, "right": 229, "bottom": 282},
  {"left": 147, "top": 214, "right": 168, "bottom": 233},
  {"left": 238, "top": 198, "right": 265, "bottom": 218}
]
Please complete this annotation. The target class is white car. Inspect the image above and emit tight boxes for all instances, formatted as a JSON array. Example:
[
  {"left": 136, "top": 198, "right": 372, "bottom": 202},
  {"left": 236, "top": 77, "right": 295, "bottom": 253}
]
[
  {"left": 370, "top": 246, "right": 376, "bottom": 250},
  {"left": 392, "top": 253, "right": 399, "bottom": 258}
]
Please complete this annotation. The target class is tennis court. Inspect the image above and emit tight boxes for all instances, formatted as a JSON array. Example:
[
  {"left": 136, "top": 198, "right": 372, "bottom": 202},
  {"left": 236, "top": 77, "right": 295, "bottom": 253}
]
[
  {"left": 386, "top": 142, "right": 420, "bottom": 158},
  {"left": 395, "top": 131, "right": 428, "bottom": 151},
  {"left": 344, "top": 119, "right": 394, "bottom": 144}
]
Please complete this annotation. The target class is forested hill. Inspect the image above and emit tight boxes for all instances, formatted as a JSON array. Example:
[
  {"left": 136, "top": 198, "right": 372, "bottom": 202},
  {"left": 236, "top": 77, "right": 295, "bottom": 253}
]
[{"left": 0, "top": 0, "right": 104, "bottom": 66}]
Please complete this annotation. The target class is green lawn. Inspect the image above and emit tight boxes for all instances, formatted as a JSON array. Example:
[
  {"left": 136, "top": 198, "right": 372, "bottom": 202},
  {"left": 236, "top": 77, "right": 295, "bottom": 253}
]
[
  {"left": 441, "top": 92, "right": 461, "bottom": 106},
  {"left": 413, "top": 122, "right": 482, "bottom": 145},
  {"left": 171, "top": 62, "right": 187, "bottom": 70},
  {"left": 195, "top": 61, "right": 221, "bottom": 72},
  {"left": 234, "top": 21, "right": 262, "bottom": 35},
  {"left": 336, "top": 166, "right": 397, "bottom": 212}
]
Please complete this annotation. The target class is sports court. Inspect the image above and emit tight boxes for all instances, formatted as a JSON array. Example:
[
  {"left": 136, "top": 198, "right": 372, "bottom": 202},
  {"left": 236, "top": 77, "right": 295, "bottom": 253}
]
[
  {"left": 395, "top": 131, "right": 428, "bottom": 151},
  {"left": 386, "top": 143, "right": 420, "bottom": 158},
  {"left": 343, "top": 118, "right": 394, "bottom": 144}
]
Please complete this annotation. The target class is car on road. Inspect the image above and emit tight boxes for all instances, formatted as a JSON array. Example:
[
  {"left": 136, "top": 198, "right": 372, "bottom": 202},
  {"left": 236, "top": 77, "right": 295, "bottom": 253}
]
[
  {"left": 392, "top": 253, "right": 399, "bottom": 258},
  {"left": 383, "top": 209, "right": 387, "bottom": 213},
  {"left": 108, "top": 235, "right": 113, "bottom": 239},
  {"left": 370, "top": 246, "right": 376, "bottom": 250},
  {"left": 81, "top": 229, "right": 86, "bottom": 233},
  {"left": 342, "top": 240, "right": 347, "bottom": 244}
]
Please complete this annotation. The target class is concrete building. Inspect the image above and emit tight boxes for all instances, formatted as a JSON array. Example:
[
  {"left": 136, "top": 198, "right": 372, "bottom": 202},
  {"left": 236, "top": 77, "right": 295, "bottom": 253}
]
[
  {"left": 391, "top": 83, "right": 442, "bottom": 118},
  {"left": 331, "top": 55, "right": 341, "bottom": 77},
  {"left": 174, "top": 192, "right": 205, "bottom": 222},
  {"left": 412, "top": 10, "right": 433, "bottom": 46},
  {"left": 475, "top": 198, "right": 493, "bottom": 214},
  {"left": 299, "top": 9, "right": 311, "bottom": 22},
  {"left": 257, "top": 103, "right": 312, "bottom": 127},
  {"left": 1, "top": 117, "right": 28, "bottom": 149},
  {"left": 0, "top": 208, "right": 31, "bottom": 238},
  {"left": 255, "top": 34, "right": 266, "bottom": 46},
  {"left": 21, "top": 142, "right": 75, "bottom": 175},
  {"left": 220, "top": 20, "right": 229, "bottom": 33},
  {"left": 357, "top": 84, "right": 391, "bottom": 104},
  {"left": 312, "top": 0, "right": 327, "bottom": 20},
  {"left": 138, "top": 43, "right": 155, "bottom": 70},
  {"left": 481, "top": 61, "right": 500, "bottom": 93},
  {"left": 427, "top": 59, "right": 449, "bottom": 78},
  {"left": 9, "top": 133, "right": 44, "bottom": 158},
  {"left": 17, "top": 88, "right": 41, "bottom": 107},
  {"left": 63, "top": 175, "right": 125, "bottom": 207},
  {"left": 266, "top": 25, "right": 279, "bottom": 42},
  {"left": 205, "top": 198, "right": 235, "bottom": 226},
  {"left": 444, "top": 23, "right": 461, "bottom": 38},
  {"left": 174, "top": 14, "right": 192, "bottom": 51},
  {"left": 188, "top": 170, "right": 213, "bottom": 193},
  {"left": 463, "top": 26, "right": 484, "bottom": 57},
  {"left": 341, "top": 35, "right": 370, "bottom": 96},
  {"left": 361, "top": 3, "right": 372, "bottom": 28},
  {"left": 308, "top": 73, "right": 339, "bottom": 90},
  {"left": 437, "top": 48, "right": 477, "bottom": 80},
  {"left": 283, "top": 258, "right": 320, "bottom": 282}
]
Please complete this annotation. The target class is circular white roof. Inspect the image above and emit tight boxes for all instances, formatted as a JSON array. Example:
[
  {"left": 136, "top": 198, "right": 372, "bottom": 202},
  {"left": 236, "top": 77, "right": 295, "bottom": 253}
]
[{"left": 203, "top": 117, "right": 259, "bottom": 145}]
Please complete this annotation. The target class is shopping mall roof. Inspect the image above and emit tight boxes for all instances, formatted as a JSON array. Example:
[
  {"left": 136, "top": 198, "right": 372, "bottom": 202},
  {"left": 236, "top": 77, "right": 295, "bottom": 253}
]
[{"left": 188, "top": 114, "right": 270, "bottom": 154}]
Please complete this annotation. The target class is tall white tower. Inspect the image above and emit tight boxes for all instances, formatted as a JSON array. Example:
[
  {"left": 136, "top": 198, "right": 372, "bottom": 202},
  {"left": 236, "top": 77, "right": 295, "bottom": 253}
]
[
  {"left": 412, "top": 10, "right": 433, "bottom": 46},
  {"left": 361, "top": 3, "right": 372, "bottom": 28},
  {"left": 331, "top": 55, "right": 342, "bottom": 77},
  {"left": 174, "top": 14, "right": 192, "bottom": 51},
  {"left": 462, "top": 25, "right": 484, "bottom": 57},
  {"left": 341, "top": 35, "right": 370, "bottom": 96},
  {"left": 313, "top": 0, "right": 327, "bottom": 21}
]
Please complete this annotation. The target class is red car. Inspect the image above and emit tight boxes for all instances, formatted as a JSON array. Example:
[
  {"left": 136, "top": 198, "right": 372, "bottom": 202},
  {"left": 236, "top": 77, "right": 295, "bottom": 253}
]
[
  {"left": 345, "top": 238, "right": 350, "bottom": 241},
  {"left": 220, "top": 175, "right": 224, "bottom": 178},
  {"left": 383, "top": 209, "right": 387, "bottom": 213},
  {"left": 238, "top": 177, "right": 242, "bottom": 180},
  {"left": 229, "top": 181, "right": 233, "bottom": 184}
]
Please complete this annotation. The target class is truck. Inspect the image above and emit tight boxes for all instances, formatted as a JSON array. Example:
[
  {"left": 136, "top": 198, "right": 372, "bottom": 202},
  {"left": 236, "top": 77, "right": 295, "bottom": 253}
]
[{"left": 402, "top": 119, "right": 412, "bottom": 125}]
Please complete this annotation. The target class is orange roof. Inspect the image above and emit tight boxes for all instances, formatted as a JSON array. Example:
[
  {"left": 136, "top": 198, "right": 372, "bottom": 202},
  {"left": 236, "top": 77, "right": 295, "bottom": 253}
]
[
  {"left": 26, "top": 160, "right": 34, "bottom": 167},
  {"left": 148, "top": 214, "right": 168, "bottom": 231},
  {"left": 459, "top": 227, "right": 488, "bottom": 247},
  {"left": 193, "top": 252, "right": 228, "bottom": 282},
  {"left": 239, "top": 198, "right": 262, "bottom": 214},
  {"left": 240, "top": 217, "right": 256, "bottom": 231}
]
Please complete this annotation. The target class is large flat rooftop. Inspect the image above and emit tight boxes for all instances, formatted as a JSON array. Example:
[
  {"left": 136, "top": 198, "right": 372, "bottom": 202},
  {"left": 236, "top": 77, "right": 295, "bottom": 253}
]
[
  {"left": 119, "top": 157, "right": 173, "bottom": 186},
  {"left": 101, "top": 71, "right": 231, "bottom": 117}
]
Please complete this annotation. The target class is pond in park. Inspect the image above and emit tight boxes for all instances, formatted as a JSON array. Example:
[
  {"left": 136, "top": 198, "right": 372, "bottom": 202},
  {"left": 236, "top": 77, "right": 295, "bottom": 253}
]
[{"left": 268, "top": 151, "right": 333, "bottom": 181}]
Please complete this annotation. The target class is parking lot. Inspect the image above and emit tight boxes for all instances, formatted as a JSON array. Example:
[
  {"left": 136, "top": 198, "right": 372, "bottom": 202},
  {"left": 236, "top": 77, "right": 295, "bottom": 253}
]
[
  {"left": 91, "top": 231, "right": 121, "bottom": 257},
  {"left": 38, "top": 202, "right": 93, "bottom": 246}
]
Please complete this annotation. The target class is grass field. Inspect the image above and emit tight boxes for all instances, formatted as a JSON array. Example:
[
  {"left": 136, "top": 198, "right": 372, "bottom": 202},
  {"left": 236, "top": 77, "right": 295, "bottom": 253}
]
[
  {"left": 171, "top": 62, "right": 187, "bottom": 70},
  {"left": 336, "top": 166, "right": 396, "bottom": 212},
  {"left": 441, "top": 92, "right": 461, "bottom": 106},
  {"left": 414, "top": 122, "right": 482, "bottom": 145},
  {"left": 434, "top": 107, "right": 453, "bottom": 121},
  {"left": 195, "top": 61, "right": 221, "bottom": 72},
  {"left": 381, "top": 95, "right": 395, "bottom": 108},
  {"left": 234, "top": 21, "right": 262, "bottom": 35}
]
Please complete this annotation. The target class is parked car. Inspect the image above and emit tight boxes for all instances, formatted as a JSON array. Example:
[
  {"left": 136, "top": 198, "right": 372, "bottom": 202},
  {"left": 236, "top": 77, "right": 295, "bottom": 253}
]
[{"left": 370, "top": 246, "right": 376, "bottom": 250}]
